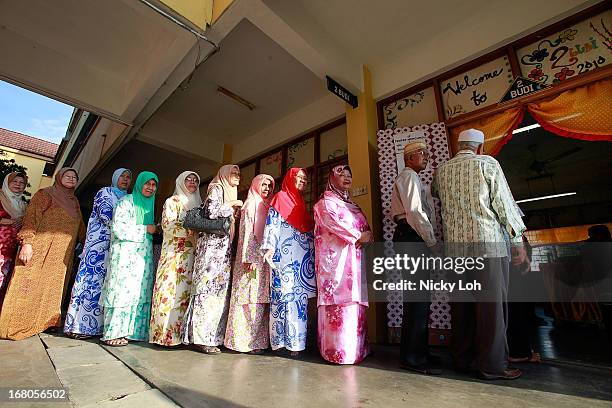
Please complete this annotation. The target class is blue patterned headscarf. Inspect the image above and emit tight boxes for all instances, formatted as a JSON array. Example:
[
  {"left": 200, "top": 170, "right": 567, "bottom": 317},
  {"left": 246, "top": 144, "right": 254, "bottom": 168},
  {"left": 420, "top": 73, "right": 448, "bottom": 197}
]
[{"left": 111, "top": 168, "right": 131, "bottom": 198}]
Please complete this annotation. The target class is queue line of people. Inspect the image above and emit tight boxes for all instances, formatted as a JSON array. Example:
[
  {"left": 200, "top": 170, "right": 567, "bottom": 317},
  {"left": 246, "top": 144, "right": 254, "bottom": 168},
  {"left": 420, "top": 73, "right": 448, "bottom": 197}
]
[
  {"left": 0, "top": 162, "right": 371, "bottom": 365},
  {"left": 0, "top": 127, "right": 529, "bottom": 377}
]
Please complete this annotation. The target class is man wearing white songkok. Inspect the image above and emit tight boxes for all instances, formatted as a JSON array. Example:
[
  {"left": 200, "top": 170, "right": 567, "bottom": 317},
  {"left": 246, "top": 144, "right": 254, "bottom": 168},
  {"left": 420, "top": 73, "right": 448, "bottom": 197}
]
[
  {"left": 432, "top": 128, "right": 526, "bottom": 380},
  {"left": 391, "top": 138, "right": 441, "bottom": 375}
]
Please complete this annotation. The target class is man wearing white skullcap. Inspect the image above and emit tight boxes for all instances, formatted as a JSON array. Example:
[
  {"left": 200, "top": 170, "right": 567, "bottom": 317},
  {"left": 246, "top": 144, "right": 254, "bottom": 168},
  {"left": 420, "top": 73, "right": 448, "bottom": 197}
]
[
  {"left": 431, "top": 128, "right": 526, "bottom": 380},
  {"left": 390, "top": 138, "right": 442, "bottom": 375}
]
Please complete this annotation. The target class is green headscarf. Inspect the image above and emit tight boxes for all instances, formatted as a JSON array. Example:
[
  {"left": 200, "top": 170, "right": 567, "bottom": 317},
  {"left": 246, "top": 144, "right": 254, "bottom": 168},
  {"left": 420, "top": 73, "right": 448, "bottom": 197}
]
[{"left": 131, "top": 171, "right": 158, "bottom": 225}]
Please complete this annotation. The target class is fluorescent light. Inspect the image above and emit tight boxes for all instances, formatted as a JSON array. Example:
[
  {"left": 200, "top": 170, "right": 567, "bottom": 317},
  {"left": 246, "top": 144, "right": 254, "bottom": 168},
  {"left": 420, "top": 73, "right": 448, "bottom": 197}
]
[
  {"left": 217, "top": 86, "right": 256, "bottom": 110},
  {"left": 516, "top": 192, "right": 576, "bottom": 204},
  {"left": 513, "top": 123, "right": 541, "bottom": 134}
]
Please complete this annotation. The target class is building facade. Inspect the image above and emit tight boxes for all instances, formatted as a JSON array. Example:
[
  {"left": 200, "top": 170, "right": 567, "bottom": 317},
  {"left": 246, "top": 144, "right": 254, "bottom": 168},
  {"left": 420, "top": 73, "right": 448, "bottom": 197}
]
[
  {"left": 1, "top": 0, "right": 609, "bottom": 342},
  {"left": 0, "top": 128, "right": 58, "bottom": 194}
]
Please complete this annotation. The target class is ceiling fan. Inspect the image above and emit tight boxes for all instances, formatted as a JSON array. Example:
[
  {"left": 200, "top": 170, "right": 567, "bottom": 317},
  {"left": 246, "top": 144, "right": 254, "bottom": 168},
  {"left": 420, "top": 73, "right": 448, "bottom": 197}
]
[{"left": 527, "top": 145, "right": 582, "bottom": 176}]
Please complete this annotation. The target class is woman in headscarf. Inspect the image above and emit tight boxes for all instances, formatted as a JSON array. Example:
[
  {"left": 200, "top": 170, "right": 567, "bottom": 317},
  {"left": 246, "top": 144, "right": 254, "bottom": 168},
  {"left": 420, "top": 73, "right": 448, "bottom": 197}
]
[
  {"left": 225, "top": 174, "right": 275, "bottom": 354},
  {"left": 183, "top": 164, "right": 242, "bottom": 354},
  {"left": 0, "top": 168, "right": 85, "bottom": 340},
  {"left": 313, "top": 165, "right": 372, "bottom": 364},
  {"left": 150, "top": 171, "right": 201, "bottom": 347},
  {"left": 64, "top": 168, "right": 132, "bottom": 339},
  {"left": 262, "top": 167, "right": 316, "bottom": 357},
  {"left": 0, "top": 172, "right": 28, "bottom": 309},
  {"left": 100, "top": 171, "right": 158, "bottom": 346}
]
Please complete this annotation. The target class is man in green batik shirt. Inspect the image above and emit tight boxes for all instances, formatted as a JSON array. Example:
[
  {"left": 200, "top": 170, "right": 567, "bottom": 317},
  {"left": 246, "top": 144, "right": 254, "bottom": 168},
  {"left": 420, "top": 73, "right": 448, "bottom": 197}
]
[{"left": 432, "top": 128, "right": 526, "bottom": 381}]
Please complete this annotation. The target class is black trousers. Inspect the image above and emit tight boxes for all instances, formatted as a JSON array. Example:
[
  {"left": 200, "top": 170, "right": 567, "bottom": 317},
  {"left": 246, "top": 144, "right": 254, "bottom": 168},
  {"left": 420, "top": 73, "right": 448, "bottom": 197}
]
[
  {"left": 393, "top": 220, "right": 431, "bottom": 366},
  {"left": 451, "top": 257, "right": 509, "bottom": 375}
]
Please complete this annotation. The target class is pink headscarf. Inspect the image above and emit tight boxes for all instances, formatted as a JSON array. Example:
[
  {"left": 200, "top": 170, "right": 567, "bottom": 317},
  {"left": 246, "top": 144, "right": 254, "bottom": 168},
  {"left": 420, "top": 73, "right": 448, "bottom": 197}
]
[
  {"left": 323, "top": 165, "right": 365, "bottom": 215},
  {"left": 243, "top": 174, "right": 275, "bottom": 242}
]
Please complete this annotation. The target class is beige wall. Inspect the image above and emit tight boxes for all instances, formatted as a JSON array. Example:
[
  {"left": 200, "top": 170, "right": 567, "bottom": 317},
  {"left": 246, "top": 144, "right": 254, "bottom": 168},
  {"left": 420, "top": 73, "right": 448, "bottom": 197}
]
[
  {"left": 160, "top": 0, "right": 213, "bottom": 29},
  {"left": 373, "top": 0, "right": 595, "bottom": 99},
  {"left": 0, "top": 147, "right": 51, "bottom": 195},
  {"left": 39, "top": 175, "right": 53, "bottom": 189}
]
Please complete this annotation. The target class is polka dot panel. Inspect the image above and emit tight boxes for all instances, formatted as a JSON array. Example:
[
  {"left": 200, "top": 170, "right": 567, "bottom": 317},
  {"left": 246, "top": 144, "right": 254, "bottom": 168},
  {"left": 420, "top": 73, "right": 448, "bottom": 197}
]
[{"left": 377, "top": 123, "right": 452, "bottom": 329}]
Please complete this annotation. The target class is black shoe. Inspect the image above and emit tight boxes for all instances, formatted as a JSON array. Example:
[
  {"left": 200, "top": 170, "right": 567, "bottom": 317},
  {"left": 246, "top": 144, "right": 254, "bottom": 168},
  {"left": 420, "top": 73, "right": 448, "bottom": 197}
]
[{"left": 399, "top": 362, "right": 442, "bottom": 375}]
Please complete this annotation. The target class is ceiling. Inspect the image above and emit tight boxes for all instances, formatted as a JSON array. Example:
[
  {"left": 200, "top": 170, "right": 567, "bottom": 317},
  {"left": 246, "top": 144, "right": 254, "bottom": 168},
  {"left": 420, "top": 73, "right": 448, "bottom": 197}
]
[
  {"left": 263, "top": 0, "right": 594, "bottom": 97},
  {"left": 264, "top": 0, "right": 486, "bottom": 65},
  {"left": 144, "top": 19, "right": 327, "bottom": 145},
  {"left": 0, "top": 0, "right": 196, "bottom": 121}
]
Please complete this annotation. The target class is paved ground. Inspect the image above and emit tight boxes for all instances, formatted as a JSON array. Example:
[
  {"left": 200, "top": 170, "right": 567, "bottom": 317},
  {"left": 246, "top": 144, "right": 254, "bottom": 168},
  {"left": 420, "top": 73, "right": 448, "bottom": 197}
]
[{"left": 1, "top": 333, "right": 611, "bottom": 407}]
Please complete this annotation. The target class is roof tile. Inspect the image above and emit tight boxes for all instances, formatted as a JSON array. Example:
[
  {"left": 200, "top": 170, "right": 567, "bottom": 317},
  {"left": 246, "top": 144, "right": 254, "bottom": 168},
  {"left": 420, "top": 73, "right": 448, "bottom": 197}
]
[{"left": 0, "top": 128, "right": 59, "bottom": 159}]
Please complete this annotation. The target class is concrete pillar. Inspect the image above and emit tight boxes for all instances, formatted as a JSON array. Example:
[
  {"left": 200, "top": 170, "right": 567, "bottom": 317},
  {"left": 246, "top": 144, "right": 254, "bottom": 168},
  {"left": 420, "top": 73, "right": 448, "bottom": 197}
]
[
  {"left": 346, "top": 65, "right": 384, "bottom": 343},
  {"left": 222, "top": 143, "right": 233, "bottom": 164}
]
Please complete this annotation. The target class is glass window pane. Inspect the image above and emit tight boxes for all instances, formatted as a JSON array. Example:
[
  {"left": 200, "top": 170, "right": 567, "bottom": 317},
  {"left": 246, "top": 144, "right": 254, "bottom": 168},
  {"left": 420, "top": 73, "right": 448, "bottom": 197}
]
[
  {"left": 320, "top": 123, "right": 348, "bottom": 162},
  {"left": 288, "top": 137, "right": 314, "bottom": 169},
  {"left": 238, "top": 162, "right": 256, "bottom": 193},
  {"left": 260, "top": 151, "right": 282, "bottom": 179},
  {"left": 301, "top": 168, "right": 314, "bottom": 212}
]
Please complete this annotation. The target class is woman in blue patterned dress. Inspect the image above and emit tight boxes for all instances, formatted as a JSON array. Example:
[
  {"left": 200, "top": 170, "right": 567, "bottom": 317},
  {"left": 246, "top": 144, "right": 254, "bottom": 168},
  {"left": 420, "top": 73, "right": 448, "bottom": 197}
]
[
  {"left": 64, "top": 168, "right": 132, "bottom": 339},
  {"left": 262, "top": 168, "right": 316, "bottom": 357}
]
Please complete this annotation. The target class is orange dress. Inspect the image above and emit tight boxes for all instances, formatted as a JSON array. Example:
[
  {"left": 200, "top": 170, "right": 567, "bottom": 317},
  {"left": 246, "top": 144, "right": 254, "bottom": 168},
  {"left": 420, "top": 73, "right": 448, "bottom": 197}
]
[{"left": 0, "top": 190, "right": 84, "bottom": 340}]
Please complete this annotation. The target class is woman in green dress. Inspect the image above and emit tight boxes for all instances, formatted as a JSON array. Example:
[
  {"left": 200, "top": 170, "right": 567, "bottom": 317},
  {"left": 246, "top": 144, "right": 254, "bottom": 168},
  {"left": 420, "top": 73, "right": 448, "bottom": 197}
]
[{"left": 100, "top": 171, "right": 158, "bottom": 346}]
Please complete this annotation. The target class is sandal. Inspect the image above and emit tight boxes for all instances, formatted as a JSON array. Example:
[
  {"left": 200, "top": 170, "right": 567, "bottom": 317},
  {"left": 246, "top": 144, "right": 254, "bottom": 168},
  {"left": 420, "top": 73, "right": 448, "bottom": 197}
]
[
  {"left": 197, "top": 345, "right": 221, "bottom": 354},
  {"left": 66, "top": 333, "right": 93, "bottom": 340},
  {"left": 248, "top": 349, "right": 265, "bottom": 355},
  {"left": 103, "top": 338, "right": 128, "bottom": 347},
  {"left": 289, "top": 351, "right": 301, "bottom": 358},
  {"left": 509, "top": 351, "right": 541, "bottom": 364}
]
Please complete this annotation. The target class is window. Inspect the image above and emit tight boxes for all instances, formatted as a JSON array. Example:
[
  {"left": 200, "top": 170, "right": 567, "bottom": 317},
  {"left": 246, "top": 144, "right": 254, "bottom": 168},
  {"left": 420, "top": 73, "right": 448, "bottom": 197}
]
[
  {"left": 237, "top": 118, "right": 348, "bottom": 211},
  {"left": 288, "top": 137, "right": 314, "bottom": 169},
  {"left": 319, "top": 123, "right": 348, "bottom": 162},
  {"left": 259, "top": 151, "right": 282, "bottom": 179}
]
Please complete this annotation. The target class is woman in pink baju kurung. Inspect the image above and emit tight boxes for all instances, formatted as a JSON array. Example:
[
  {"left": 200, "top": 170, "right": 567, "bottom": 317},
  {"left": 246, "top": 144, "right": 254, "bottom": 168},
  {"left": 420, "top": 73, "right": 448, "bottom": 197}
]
[
  {"left": 313, "top": 165, "right": 373, "bottom": 365},
  {"left": 225, "top": 174, "right": 275, "bottom": 353}
]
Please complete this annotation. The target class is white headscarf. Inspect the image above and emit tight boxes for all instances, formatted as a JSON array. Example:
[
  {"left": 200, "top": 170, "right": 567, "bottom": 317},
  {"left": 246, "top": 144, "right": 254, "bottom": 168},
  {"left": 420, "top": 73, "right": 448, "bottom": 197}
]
[
  {"left": 0, "top": 172, "right": 27, "bottom": 220},
  {"left": 174, "top": 171, "right": 202, "bottom": 211}
]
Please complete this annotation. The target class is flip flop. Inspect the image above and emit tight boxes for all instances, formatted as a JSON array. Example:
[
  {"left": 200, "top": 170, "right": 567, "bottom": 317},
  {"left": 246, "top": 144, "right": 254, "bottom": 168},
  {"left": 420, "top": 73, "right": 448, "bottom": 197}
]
[
  {"left": 66, "top": 333, "right": 93, "bottom": 340},
  {"left": 103, "top": 338, "right": 128, "bottom": 347}
]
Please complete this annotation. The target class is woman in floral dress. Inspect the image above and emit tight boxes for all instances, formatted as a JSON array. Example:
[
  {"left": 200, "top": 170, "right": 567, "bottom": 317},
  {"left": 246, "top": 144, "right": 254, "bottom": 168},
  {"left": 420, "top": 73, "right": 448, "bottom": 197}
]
[
  {"left": 225, "top": 174, "right": 275, "bottom": 353},
  {"left": 262, "top": 168, "right": 316, "bottom": 357},
  {"left": 64, "top": 168, "right": 132, "bottom": 339},
  {"left": 313, "top": 165, "right": 372, "bottom": 364},
  {"left": 183, "top": 165, "right": 242, "bottom": 354},
  {"left": 100, "top": 171, "right": 158, "bottom": 346},
  {"left": 0, "top": 172, "right": 27, "bottom": 310},
  {"left": 150, "top": 171, "right": 201, "bottom": 346}
]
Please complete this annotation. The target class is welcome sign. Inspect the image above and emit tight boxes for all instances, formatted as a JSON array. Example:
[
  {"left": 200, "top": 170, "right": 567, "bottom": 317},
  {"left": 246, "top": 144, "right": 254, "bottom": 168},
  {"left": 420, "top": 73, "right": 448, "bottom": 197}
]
[
  {"left": 441, "top": 56, "right": 514, "bottom": 119},
  {"left": 517, "top": 10, "right": 611, "bottom": 86}
]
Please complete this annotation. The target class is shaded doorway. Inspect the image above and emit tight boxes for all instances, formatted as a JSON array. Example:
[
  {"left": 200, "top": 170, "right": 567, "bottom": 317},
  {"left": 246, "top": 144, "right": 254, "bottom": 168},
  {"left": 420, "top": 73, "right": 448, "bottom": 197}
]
[{"left": 496, "top": 111, "right": 612, "bottom": 368}]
